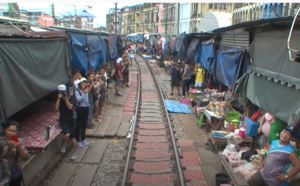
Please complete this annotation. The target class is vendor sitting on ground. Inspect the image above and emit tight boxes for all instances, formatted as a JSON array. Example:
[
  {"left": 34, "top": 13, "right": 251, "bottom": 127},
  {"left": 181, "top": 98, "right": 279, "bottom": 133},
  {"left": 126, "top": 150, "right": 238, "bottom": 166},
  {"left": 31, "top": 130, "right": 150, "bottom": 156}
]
[{"left": 248, "top": 126, "right": 300, "bottom": 186}]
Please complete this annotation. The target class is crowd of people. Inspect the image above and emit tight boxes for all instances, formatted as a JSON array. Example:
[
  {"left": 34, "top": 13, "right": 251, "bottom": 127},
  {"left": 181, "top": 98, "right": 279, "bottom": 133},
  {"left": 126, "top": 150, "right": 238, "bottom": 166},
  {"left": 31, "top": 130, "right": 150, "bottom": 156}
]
[
  {"left": 55, "top": 50, "right": 133, "bottom": 162},
  {"left": 2, "top": 41, "right": 299, "bottom": 186},
  {"left": 168, "top": 56, "right": 206, "bottom": 98}
]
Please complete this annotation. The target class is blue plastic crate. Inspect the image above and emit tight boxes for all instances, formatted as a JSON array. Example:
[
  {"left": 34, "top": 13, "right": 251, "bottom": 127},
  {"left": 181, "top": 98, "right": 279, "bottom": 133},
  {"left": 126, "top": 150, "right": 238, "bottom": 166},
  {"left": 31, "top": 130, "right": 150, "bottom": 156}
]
[{"left": 245, "top": 117, "right": 259, "bottom": 136}]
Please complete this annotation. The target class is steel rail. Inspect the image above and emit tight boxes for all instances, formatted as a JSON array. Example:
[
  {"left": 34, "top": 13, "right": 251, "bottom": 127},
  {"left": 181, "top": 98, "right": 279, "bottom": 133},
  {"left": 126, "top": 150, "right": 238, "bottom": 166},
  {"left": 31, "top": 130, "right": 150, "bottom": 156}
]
[
  {"left": 144, "top": 58, "right": 185, "bottom": 186},
  {"left": 121, "top": 55, "right": 142, "bottom": 186},
  {"left": 121, "top": 54, "right": 185, "bottom": 185}
]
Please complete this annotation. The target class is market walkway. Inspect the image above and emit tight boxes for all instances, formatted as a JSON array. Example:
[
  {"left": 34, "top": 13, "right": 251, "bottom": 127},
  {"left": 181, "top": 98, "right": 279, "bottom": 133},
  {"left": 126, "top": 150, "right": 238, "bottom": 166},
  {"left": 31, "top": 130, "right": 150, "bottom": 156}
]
[{"left": 41, "top": 55, "right": 223, "bottom": 186}]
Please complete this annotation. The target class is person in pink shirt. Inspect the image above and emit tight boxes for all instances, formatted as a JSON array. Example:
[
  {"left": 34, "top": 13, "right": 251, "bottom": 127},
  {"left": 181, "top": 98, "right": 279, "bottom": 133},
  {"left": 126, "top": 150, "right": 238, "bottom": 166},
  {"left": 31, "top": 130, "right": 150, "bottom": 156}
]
[{"left": 257, "top": 112, "right": 275, "bottom": 147}]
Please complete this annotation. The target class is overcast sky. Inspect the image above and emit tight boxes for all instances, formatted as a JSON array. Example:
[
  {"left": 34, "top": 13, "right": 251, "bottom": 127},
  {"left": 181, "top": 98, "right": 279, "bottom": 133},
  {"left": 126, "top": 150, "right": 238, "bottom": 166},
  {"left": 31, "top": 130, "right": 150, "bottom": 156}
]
[{"left": 17, "top": 2, "right": 141, "bottom": 27}]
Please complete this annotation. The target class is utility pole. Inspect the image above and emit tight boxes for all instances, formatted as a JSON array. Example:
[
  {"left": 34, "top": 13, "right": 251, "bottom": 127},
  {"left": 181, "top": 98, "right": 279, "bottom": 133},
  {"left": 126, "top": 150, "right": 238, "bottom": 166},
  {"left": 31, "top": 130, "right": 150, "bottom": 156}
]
[
  {"left": 177, "top": 3, "right": 180, "bottom": 34},
  {"left": 52, "top": 3, "right": 55, "bottom": 24},
  {"left": 166, "top": 5, "right": 168, "bottom": 34},
  {"left": 74, "top": 4, "right": 77, "bottom": 28},
  {"left": 114, "top": 3, "right": 118, "bottom": 33}
]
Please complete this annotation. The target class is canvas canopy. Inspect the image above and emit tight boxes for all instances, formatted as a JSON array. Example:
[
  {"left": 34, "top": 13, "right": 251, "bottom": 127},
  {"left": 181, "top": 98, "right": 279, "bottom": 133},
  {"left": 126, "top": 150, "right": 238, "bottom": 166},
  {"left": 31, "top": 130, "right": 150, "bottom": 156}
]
[
  {"left": 245, "top": 29, "right": 300, "bottom": 122},
  {"left": 195, "top": 39, "right": 214, "bottom": 72},
  {"left": 171, "top": 32, "right": 187, "bottom": 58},
  {"left": 0, "top": 37, "right": 71, "bottom": 117},
  {"left": 68, "top": 32, "right": 110, "bottom": 74},
  {"left": 211, "top": 48, "right": 249, "bottom": 89},
  {"left": 186, "top": 38, "right": 201, "bottom": 61}
]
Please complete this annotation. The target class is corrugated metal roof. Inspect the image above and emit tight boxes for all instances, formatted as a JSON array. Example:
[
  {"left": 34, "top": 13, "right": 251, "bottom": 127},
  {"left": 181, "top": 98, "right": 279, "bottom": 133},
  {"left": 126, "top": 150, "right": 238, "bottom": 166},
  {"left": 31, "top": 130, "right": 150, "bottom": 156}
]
[
  {"left": 51, "top": 26, "right": 111, "bottom": 35},
  {"left": 212, "top": 16, "right": 296, "bottom": 33},
  {"left": 0, "top": 24, "right": 66, "bottom": 38},
  {"left": 0, "top": 16, "right": 29, "bottom": 23}
]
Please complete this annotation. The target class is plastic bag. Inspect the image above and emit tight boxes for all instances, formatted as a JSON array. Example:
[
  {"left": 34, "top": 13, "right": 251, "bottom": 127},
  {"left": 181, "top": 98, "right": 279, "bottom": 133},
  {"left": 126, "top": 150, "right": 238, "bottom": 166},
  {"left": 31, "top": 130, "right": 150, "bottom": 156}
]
[
  {"left": 250, "top": 154, "right": 262, "bottom": 168},
  {"left": 229, "top": 154, "right": 246, "bottom": 168},
  {"left": 234, "top": 162, "right": 258, "bottom": 181},
  {"left": 222, "top": 148, "right": 233, "bottom": 161}
]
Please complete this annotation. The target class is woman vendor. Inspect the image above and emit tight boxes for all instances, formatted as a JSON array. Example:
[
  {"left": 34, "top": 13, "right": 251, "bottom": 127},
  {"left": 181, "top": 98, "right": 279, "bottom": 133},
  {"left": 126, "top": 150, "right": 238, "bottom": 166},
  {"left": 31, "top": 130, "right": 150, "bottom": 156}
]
[
  {"left": 248, "top": 126, "right": 300, "bottom": 186},
  {"left": 257, "top": 112, "right": 275, "bottom": 147},
  {"left": 0, "top": 121, "right": 29, "bottom": 186},
  {"left": 257, "top": 112, "right": 287, "bottom": 148}
]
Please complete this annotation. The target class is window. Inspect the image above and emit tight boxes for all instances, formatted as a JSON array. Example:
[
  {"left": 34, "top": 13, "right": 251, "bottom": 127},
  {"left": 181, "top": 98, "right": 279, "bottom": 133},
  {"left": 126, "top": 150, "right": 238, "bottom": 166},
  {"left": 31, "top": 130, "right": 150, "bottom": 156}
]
[
  {"left": 193, "top": 3, "right": 198, "bottom": 16},
  {"left": 209, "top": 3, "right": 213, "bottom": 9},
  {"left": 221, "top": 3, "right": 227, "bottom": 10},
  {"left": 214, "top": 3, "right": 221, "bottom": 10}
]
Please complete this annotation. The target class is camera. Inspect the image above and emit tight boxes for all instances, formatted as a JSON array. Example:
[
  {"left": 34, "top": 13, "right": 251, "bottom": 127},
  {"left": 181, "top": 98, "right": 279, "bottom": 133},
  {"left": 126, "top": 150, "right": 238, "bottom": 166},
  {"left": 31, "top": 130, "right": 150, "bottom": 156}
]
[
  {"left": 93, "top": 79, "right": 97, "bottom": 82},
  {"left": 59, "top": 90, "right": 67, "bottom": 97}
]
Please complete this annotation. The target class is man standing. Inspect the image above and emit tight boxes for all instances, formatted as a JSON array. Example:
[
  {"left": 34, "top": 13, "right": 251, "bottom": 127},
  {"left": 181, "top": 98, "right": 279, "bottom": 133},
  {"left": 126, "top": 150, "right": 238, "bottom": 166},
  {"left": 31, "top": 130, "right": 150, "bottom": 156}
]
[
  {"left": 170, "top": 58, "right": 181, "bottom": 96},
  {"left": 114, "top": 58, "right": 123, "bottom": 96},
  {"left": 87, "top": 72, "right": 96, "bottom": 128},
  {"left": 98, "top": 68, "right": 107, "bottom": 119},
  {"left": 55, "top": 84, "right": 78, "bottom": 160},
  {"left": 181, "top": 59, "right": 192, "bottom": 97}
]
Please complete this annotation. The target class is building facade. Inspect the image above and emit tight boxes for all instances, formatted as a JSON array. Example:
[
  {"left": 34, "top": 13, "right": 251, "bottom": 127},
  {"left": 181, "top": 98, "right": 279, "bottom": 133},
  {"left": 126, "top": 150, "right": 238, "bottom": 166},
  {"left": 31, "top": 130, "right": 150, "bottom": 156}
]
[
  {"left": 106, "top": 3, "right": 300, "bottom": 35},
  {"left": 142, "top": 3, "right": 159, "bottom": 33},
  {"left": 126, "top": 4, "right": 143, "bottom": 34},
  {"left": 161, "top": 3, "right": 176, "bottom": 34},
  {"left": 190, "top": 3, "right": 234, "bottom": 33},
  {"left": 106, "top": 8, "right": 122, "bottom": 33},
  {"left": 232, "top": 3, "right": 300, "bottom": 24}
]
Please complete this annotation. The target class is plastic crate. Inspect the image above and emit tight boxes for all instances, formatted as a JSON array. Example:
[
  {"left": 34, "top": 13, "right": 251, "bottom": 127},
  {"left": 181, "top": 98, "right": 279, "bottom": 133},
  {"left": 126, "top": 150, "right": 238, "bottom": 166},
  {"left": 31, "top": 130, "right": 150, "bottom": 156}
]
[
  {"left": 245, "top": 117, "right": 259, "bottom": 136},
  {"left": 189, "top": 92, "right": 202, "bottom": 100}
]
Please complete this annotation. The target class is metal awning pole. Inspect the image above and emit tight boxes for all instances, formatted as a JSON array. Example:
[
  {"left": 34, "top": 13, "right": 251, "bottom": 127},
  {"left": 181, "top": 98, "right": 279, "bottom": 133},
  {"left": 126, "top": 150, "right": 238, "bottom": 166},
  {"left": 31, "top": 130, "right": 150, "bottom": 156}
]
[{"left": 287, "top": 8, "right": 300, "bottom": 61}]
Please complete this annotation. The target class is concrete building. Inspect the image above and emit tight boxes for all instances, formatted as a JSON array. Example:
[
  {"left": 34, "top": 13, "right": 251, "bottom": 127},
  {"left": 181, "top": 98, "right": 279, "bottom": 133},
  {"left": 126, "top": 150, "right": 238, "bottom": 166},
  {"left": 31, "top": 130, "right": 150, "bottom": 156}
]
[
  {"left": 125, "top": 4, "right": 143, "bottom": 34},
  {"left": 191, "top": 3, "right": 234, "bottom": 33},
  {"left": 142, "top": 3, "right": 159, "bottom": 33},
  {"left": 54, "top": 10, "right": 95, "bottom": 29},
  {"left": 106, "top": 7, "right": 122, "bottom": 33},
  {"left": 106, "top": 8, "right": 119, "bottom": 33},
  {"left": 232, "top": 3, "right": 300, "bottom": 24},
  {"left": 161, "top": 3, "right": 176, "bottom": 34},
  {"left": 161, "top": 3, "right": 234, "bottom": 34}
]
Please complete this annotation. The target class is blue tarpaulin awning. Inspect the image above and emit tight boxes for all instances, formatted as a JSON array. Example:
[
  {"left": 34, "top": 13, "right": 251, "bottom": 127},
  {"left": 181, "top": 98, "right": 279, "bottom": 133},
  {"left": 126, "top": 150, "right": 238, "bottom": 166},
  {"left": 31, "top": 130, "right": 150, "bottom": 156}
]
[
  {"left": 69, "top": 33, "right": 88, "bottom": 73},
  {"left": 211, "top": 48, "right": 249, "bottom": 89},
  {"left": 195, "top": 39, "right": 214, "bottom": 72},
  {"left": 68, "top": 32, "right": 110, "bottom": 74}
]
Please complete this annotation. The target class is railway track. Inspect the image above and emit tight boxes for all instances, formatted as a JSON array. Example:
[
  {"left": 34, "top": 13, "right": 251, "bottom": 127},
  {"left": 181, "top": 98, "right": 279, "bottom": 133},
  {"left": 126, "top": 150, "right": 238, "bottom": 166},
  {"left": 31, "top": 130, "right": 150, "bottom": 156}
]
[{"left": 122, "top": 55, "right": 185, "bottom": 186}]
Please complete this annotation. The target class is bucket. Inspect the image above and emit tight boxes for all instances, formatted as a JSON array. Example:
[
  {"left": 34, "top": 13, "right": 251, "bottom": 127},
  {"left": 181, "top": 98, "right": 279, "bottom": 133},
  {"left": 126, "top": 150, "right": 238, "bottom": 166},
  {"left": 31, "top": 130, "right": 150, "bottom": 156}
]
[
  {"left": 215, "top": 173, "right": 229, "bottom": 186},
  {"left": 238, "top": 128, "right": 245, "bottom": 138},
  {"left": 228, "top": 123, "right": 235, "bottom": 132},
  {"left": 231, "top": 119, "right": 239, "bottom": 129}
]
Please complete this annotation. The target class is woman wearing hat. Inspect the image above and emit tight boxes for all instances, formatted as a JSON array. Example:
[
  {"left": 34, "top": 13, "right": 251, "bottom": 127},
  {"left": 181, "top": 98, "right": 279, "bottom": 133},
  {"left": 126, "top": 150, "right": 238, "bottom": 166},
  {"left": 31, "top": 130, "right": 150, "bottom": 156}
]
[
  {"left": 248, "top": 126, "right": 300, "bottom": 186},
  {"left": 75, "top": 78, "right": 91, "bottom": 148}
]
